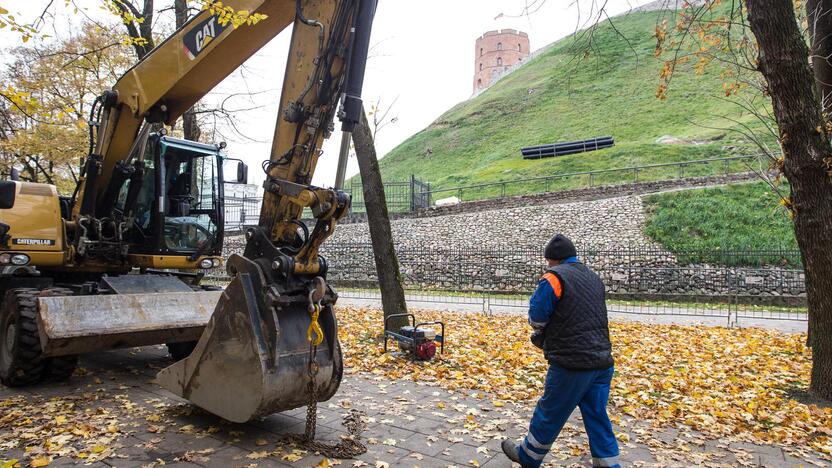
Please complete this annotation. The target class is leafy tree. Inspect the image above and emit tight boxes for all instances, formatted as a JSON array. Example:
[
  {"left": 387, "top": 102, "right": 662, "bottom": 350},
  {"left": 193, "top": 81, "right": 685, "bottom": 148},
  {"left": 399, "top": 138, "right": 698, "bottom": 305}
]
[
  {"left": 653, "top": 0, "right": 832, "bottom": 400},
  {"left": 0, "top": 25, "right": 133, "bottom": 192}
]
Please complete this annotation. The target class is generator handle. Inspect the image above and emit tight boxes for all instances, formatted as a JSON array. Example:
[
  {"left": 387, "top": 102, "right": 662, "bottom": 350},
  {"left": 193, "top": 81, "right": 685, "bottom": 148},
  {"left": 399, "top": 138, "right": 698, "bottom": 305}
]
[
  {"left": 384, "top": 313, "right": 415, "bottom": 331},
  {"left": 415, "top": 321, "right": 445, "bottom": 354},
  {"left": 383, "top": 313, "right": 415, "bottom": 353}
]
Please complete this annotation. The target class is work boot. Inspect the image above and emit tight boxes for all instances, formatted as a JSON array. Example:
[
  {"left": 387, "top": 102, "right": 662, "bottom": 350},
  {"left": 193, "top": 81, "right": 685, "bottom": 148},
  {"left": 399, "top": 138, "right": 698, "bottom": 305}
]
[
  {"left": 502, "top": 439, "right": 541, "bottom": 468},
  {"left": 501, "top": 439, "right": 526, "bottom": 466}
]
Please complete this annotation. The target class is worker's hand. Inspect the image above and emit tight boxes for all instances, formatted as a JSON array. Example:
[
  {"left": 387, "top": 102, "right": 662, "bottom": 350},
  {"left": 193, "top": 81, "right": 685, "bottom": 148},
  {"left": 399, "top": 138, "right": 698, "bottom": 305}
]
[{"left": 530, "top": 330, "right": 544, "bottom": 350}]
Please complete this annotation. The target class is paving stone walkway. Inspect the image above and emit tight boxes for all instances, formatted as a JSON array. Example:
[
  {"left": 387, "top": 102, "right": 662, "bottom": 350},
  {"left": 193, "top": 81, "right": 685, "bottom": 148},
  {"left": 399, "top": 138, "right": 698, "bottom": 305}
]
[{"left": 1, "top": 346, "right": 827, "bottom": 467}]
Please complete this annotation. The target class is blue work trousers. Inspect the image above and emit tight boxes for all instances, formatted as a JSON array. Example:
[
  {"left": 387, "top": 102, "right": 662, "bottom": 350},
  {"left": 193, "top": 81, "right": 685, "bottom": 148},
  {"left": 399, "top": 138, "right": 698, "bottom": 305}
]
[{"left": 518, "top": 364, "right": 620, "bottom": 468}]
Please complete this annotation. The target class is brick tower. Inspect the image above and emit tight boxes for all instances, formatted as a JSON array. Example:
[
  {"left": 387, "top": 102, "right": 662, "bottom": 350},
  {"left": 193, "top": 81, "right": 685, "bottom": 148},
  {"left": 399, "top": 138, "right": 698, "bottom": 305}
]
[{"left": 473, "top": 29, "right": 530, "bottom": 93}]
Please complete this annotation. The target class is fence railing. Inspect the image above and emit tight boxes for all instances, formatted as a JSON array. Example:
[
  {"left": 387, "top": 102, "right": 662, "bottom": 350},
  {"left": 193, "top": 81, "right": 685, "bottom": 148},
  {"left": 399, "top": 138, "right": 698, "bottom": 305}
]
[
  {"left": 346, "top": 175, "right": 431, "bottom": 214},
  {"left": 221, "top": 176, "right": 432, "bottom": 232},
  {"left": 417, "top": 155, "right": 762, "bottom": 203},
  {"left": 223, "top": 195, "right": 261, "bottom": 232},
  {"left": 317, "top": 243, "right": 804, "bottom": 296},
  {"left": 336, "top": 289, "right": 807, "bottom": 327},
  {"left": 207, "top": 243, "right": 807, "bottom": 324},
  {"left": 322, "top": 243, "right": 807, "bottom": 324},
  {"left": 221, "top": 155, "right": 764, "bottom": 232}
]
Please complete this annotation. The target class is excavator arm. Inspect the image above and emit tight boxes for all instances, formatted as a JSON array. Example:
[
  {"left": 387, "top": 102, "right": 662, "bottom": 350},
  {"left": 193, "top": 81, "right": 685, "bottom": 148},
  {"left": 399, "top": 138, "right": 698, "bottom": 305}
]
[
  {"left": 70, "top": 0, "right": 375, "bottom": 422},
  {"left": 114, "top": 0, "right": 376, "bottom": 423},
  {"left": 1, "top": 0, "right": 376, "bottom": 423}
]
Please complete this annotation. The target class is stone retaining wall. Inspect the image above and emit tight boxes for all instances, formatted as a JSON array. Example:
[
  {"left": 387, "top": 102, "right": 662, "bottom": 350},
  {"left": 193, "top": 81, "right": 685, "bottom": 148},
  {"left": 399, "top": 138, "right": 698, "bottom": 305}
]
[{"left": 220, "top": 184, "right": 805, "bottom": 300}]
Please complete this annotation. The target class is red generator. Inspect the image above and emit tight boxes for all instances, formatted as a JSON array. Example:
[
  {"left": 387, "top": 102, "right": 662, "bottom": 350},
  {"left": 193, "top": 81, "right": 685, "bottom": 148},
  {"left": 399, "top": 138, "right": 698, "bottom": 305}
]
[{"left": 383, "top": 313, "right": 445, "bottom": 361}]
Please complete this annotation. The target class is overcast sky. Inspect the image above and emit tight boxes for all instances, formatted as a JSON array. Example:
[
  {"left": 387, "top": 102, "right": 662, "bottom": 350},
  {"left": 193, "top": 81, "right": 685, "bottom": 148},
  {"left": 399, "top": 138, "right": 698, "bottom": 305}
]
[{"left": 1, "top": 0, "right": 654, "bottom": 187}]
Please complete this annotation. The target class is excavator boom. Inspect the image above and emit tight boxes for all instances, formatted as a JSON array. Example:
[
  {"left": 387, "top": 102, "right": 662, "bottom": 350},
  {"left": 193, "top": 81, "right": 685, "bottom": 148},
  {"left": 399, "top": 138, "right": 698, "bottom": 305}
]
[
  {"left": 150, "top": 0, "right": 376, "bottom": 422},
  {"left": 0, "top": 0, "right": 376, "bottom": 425}
]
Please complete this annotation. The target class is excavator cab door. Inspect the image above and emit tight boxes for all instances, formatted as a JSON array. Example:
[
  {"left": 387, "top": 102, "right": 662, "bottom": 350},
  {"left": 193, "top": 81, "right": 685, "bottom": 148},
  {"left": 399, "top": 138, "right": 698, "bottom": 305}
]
[{"left": 119, "top": 134, "right": 224, "bottom": 257}]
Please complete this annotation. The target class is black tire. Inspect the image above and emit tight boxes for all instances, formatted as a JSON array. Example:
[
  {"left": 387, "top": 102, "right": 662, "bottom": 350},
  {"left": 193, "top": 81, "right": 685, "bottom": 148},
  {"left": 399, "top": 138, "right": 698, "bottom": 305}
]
[
  {"left": 166, "top": 341, "right": 197, "bottom": 361},
  {"left": 0, "top": 288, "right": 48, "bottom": 386},
  {"left": 46, "top": 355, "right": 79, "bottom": 381},
  {"left": 167, "top": 284, "right": 217, "bottom": 361},
  {"left": 38, "top": 288, "right": 78, "bottom": 382},
  {"left": 0, "top": 287, "right": 79, "bottom": 387}
]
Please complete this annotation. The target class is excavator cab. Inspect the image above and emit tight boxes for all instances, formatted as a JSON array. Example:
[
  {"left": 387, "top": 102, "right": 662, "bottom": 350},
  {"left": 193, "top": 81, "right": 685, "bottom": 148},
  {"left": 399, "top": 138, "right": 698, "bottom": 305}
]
[{"left": 119, "top": 132, "right": 226, "bottom": 259}]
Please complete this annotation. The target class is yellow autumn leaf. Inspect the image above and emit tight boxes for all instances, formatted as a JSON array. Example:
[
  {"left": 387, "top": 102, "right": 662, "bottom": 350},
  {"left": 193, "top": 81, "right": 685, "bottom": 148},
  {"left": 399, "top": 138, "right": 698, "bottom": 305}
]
[
  {"left": 338, "top": 307, "right": 819, "bottom": 450},
  {"left": 281, "top": 452, "right": 303, "bottom": 462},
  {"left": 30, "top": 457, "right": 50, "bottom": 468},
  {"left": 246, "top": 451, "right": 269, "bottom": 460}
]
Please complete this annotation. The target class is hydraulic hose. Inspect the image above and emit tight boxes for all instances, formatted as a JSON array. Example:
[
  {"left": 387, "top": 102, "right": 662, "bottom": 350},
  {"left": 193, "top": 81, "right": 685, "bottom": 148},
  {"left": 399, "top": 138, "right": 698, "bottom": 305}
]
[{"left": 340, "top": 0, "right": 378, "bottom": 132}]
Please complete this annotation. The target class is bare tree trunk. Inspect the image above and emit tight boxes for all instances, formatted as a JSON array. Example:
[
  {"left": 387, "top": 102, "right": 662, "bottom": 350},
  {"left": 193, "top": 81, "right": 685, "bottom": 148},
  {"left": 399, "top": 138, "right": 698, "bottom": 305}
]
[
  {"left": 747, "top": 0, "right": 832, "bottom": 400},
  {"left": 352, "top": 108, "right": 408, "bottom": 330},
  {"left": 174, "top": 0, "right": 201, "bottom": 142},
  {"left": 807, "top": 0, "right": 832, "bottom": 114}
]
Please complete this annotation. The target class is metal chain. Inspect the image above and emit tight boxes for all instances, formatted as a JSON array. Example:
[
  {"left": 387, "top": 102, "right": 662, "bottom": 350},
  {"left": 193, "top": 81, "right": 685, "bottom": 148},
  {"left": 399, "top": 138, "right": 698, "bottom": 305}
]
[
  {"left": 283, "top": 299, "right": 367, "bottom": 459},
  {"left": 304, "top": 343, "right": 320, "bottom": 441}
]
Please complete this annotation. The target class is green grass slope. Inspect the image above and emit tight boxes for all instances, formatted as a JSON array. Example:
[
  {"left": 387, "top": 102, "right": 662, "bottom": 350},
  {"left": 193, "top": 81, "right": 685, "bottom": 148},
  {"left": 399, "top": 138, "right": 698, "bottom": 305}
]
[
  {"left": 643, "top": 182, "right": 799, "bottom": 266},
  {"left": 370, "top": 10, "right": 770, "bottom": 191}
]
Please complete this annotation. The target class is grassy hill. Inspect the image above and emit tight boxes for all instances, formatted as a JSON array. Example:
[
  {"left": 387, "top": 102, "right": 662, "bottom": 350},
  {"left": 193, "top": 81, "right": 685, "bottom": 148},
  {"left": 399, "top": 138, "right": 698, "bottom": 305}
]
[
  {"left": 367, "top": 9, "right": 771, "bottom": 191},
  {"left": 643, "top": 182, "right": 799, "bottom": 266}
]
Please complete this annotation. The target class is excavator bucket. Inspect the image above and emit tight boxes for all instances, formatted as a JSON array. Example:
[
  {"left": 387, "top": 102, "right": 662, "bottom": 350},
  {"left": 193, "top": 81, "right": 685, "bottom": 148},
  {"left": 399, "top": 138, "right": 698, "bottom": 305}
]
[{"left": 156, "top": 255, "right": 342, "bottom": 423}]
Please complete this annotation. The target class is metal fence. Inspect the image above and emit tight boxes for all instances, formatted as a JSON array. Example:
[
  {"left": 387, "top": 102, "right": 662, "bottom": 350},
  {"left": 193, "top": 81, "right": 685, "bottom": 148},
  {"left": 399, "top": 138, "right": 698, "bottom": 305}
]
[
  {"left": 418, "top": 155, "right": 761, "bottom": 203},
  {"left": 205, "top": 242, "right": 807, "bottom": 325},
  {"left": 346, "top": 175, "right": 431, "bottom": 214},
  {"left": 222, "top": 177, "right": 431, "bottom": 232},
  {"left": 224, "top": 195, "right": 262, "bottom": 232},
  {"left": 221, "top": 155, "right": 762, "bottom": 232},
  {"left": 315, "top": 243, "right": 807, "bottom": 325}
]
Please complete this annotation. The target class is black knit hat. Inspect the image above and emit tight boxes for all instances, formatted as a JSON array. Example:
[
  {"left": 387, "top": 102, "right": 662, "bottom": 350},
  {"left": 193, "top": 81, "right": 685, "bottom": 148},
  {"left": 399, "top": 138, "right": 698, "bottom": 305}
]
[{"left": 544, "top": 234, "right": 577, "bottom": 260}]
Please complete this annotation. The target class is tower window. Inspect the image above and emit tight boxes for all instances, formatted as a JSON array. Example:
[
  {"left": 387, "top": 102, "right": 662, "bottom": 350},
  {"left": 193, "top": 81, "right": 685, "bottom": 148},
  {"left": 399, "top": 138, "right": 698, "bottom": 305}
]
[
  {"left": 518, "top": 43, "right": 522, "bottom": 52},
  {"left": 497, "top": 57, "right": 502, "bottom": 66},
  {"left": 479, "top": 63, "right": 483, "bottom": 71},
  {"left": 496, "top": 42, "right": 503, "bottom": 51},
  {"left": 480, "top": 48, "right": 483, "bottom": 56},
  {"left": 477, "top": 79, "right": 482, "bottom": 88}
]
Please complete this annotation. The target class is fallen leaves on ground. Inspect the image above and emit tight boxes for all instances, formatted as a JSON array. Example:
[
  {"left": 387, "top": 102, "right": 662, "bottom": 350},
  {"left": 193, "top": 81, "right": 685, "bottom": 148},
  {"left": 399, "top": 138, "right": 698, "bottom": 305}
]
[
  {"left": 0, "top": 391, "right": 130, "bottom": 464},
  {"left": 339, "top": 307, "right": 829, "bottom": 456}
]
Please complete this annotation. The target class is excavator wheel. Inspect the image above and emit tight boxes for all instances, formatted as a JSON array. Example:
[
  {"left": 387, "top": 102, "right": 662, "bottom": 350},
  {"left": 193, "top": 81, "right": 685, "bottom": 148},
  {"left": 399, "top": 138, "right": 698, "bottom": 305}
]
[
  {"left": 166, "top": 341, "right": 197, "bottom": 361},
  {"left": 38, "top": 288, "right": 79, "bottom": 382},
  {"left": 165, "top": 284, "right": 225, "bottom": 361},
  {"left": 1, "top": 288, "right": 49, "bottom": 386},
  {"left": 0, "top": 287, "right": 78, "bottom": 387}
]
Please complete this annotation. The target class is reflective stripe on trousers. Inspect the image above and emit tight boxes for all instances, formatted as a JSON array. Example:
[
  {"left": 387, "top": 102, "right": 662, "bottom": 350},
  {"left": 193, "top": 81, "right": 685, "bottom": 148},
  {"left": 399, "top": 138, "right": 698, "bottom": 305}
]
[{"left": 516, "top": 364, "right": 620, "bottom": 468}]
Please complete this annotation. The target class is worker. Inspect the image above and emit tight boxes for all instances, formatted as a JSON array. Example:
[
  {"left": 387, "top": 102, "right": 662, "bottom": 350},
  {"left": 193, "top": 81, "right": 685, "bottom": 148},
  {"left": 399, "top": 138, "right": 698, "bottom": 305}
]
[{"left": 501, "top": 234, "right": 620, "bottom": 468}]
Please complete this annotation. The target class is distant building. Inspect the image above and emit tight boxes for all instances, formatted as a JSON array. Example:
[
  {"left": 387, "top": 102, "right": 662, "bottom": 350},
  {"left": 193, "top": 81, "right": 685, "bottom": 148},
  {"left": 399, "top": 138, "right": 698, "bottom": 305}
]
[
  {"left": 224, "top": 182, "right": 258, "bottom": 199},
  {"left": 473, "top": 29, "right": 530, "bottom": 93}
]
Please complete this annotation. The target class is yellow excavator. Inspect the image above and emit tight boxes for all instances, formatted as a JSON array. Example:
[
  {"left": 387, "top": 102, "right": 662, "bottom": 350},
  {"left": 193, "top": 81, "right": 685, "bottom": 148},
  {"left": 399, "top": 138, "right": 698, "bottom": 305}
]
[{"left": 0, "top": 0, "right": 375, "bottom": 423}]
